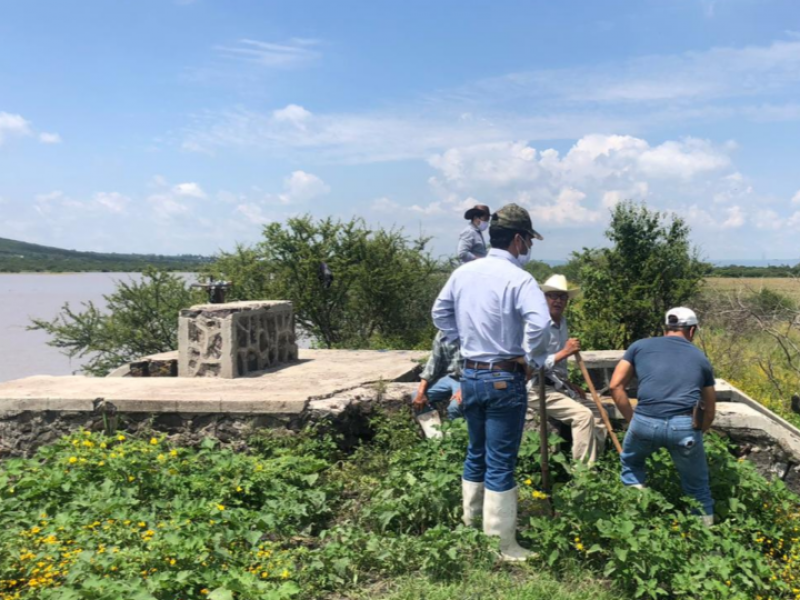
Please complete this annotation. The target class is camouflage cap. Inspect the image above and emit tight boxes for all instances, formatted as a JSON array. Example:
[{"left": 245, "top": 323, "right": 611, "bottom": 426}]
[{"left": 490, "top": 203, "right": 544, "bottom": 240}]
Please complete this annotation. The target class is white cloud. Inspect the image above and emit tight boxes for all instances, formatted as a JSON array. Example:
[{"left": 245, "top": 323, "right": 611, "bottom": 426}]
[
  {"left": 172, "top": 182, "right": 207, "bottom": 198},
  {"left": 278, "top": 170, "right": 329, "bottom": 204},
  {"left": 273, "top": 104, "right": 312, "bottom": 127},
  {"left": 94, "top": 192, "right": 129, "bottom": 213},
  {"left": 0, "top": 112, "right": 31, "bottom": 145},
  {"left": 38, "top": 132, "right": 62, "bottom": 144},
  {"left": 792, "top": 190, "right": 800, "bottom": 204},
  {"left": 149, "top": 193, "right": 190, "bottom": 217},
  {"left": 754, "top": 209, "right": 783, "bottom": 230},
  {"left": 428, "top": 141, "right": 540, "bottom": 187},
  {"left": 182, "top": 38, "right": 800, "bottom": 165},
  {"left": 636, "top": 138, "right": 731, "bottom": 179},
  {"left": 371, "top": 197, "right": 400, "bottom": 213},
  {"left": 35, "top": 190, "right": 65, "bottom": 203},
  {"left": 235, "top": 203, "right": 270, "bottom": 224},
  {"left": 213, "top": 38, "right": 321, "bottom": 69},
  {"left": 720, "top": 206, "right": 745, "bottom": 229},
  {"left": 525, "top": 187, "right": 603, "bottom": 226},
  {"left": 420, "top": 133, "right": 761, "bottom": 234},
  {"left": 410, "top": 202, "right": 445, "bottom": 216}
]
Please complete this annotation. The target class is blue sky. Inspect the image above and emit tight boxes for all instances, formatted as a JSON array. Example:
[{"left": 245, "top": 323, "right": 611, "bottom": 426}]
[{"left": 1, "top": 0, "right": 800, "bottom": 262}]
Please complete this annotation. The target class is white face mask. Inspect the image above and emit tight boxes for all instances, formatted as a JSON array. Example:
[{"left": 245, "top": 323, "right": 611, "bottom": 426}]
[
  {"left": 515, "top": 236, "right": 532, "bottom": 267},
  {"left": 478, "top": 220, "right": 489, "bottom": 232}
]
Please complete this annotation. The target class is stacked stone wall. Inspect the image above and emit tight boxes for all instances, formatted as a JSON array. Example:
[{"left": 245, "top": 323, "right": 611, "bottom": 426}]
[{"left": 178, "top": 301, "right": 298, "bottom": 378}]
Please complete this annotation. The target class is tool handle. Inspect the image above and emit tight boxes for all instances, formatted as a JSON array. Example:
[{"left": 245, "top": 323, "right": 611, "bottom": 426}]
[
  {"left": 538, "top": 365, "right": 551, "bottom": 493},
  {"left": 575, "top": 352, "right": 623, "bottom": 455}
]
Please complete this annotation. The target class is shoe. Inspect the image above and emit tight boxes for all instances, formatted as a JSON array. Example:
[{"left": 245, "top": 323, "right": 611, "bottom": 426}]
[
  {"left": 700, "top": 514, "right": 714, "bottom": 527},
  {"left": 462, "top": 479, "right": 485, "bottom": 527},
  {"left": 483, "top": 487, "right": 533, "bottom": 562},
  {"left": 629, "top": 483, "right": 647, "bottom": 490}
]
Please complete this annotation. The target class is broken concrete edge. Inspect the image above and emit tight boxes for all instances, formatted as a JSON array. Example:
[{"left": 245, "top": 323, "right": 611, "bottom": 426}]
[{"left": 726, "top": 384, "right": 800, "bottom": 442}]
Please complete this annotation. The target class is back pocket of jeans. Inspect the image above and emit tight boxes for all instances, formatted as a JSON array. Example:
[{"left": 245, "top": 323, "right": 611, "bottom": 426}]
[{"left": 483, "top": 374, "right": 524, "bottom": 405}]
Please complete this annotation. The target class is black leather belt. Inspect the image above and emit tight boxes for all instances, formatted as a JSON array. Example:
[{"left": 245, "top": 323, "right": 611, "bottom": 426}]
[{"left": 464, "top": 359, "right": 525, "bottom": 374}]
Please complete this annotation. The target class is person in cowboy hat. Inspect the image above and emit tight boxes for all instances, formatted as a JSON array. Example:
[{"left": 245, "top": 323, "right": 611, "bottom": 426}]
[
  {"left": 529, "top": 274, "right": 607, "bottom": 464},
  {"left": 457, "top": 204, "right": 491, "bottom": 264}
]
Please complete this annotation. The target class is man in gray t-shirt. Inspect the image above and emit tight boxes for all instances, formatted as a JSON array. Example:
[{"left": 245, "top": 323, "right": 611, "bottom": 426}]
[{"left": 609, "top": 307, "right": 717, "bottom": 524}]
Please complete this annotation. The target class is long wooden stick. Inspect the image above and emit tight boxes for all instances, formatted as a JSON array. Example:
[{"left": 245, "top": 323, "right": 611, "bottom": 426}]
[
  {"left": 575, "top": 352, "right": 623, "bottom": 455},
  {"left": 537, "top": 366, "right": 551, "bottom": 492}
]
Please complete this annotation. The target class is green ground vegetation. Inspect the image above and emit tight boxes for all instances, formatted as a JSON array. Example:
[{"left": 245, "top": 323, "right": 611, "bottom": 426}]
[
  {"left": 1, "top": 415, "right": 798, "bottom": 600},
  {"left": 0, "top": 237, "right": 209, "bottom": 273}
]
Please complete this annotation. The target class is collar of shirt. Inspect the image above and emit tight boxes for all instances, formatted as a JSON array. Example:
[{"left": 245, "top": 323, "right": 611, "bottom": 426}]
[{"left": 487, "top": 248, "right": 518, "bottom": 264}]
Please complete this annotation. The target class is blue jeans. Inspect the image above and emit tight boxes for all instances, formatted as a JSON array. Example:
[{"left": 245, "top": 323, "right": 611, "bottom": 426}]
[
  {"left": 621, "top": 413, "right": 714, "bottom": 515},
  {"left": 421, "top": 375, "right": 463, "bottom": 420},
  {"left": 461, "top": 368, "right": 528, "bottom": 492}
]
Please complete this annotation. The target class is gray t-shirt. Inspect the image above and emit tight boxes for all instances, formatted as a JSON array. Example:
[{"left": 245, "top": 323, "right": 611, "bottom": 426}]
[{"left": 623, "top": 336, "right": 715, "bottom": 419}]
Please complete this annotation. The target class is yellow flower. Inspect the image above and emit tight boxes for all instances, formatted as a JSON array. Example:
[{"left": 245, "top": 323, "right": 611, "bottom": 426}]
[
  {"left": 532, "top": 490, "right": 548, "bottom": 500},
  {"left": 157, "top": 454, "right": 166, "bottom": 462},
  {"left": 150, "top": 437, "right": 158, "bottom": 445},
  {"left": 128, "top": 476, "right": 135, "bottom": 482},
  {"left": 236, "top": 486, "right": 243, "bottom": 492},
  {"left": 524, "top": 479, "right": 532, "bottom": 486},
  {"left": 169, "top": 449, "right": 178, "bottom": 458},
  {"left": 200, "top": 589, "right": 209, "bottom": 595},
  {"left": 576, "top": 543, "right": 585, "bottom": 551},
  {"left": 83, "top": 431, "right": 91, "bottom": 436},
  {"left": 68, "top": 457, "right": 78, "bottom": 464},
  {"left": 117, "top": 434, "right": 126, "bottom": 442},
  {"left": 216, "top": 504, "right": 225, "bottom": 511},
  {"left": 138, "top": 522, "right": 146, "bottom": 528},
  {"left": 281, "top": 569, "right": 290, "bottom": 579}
]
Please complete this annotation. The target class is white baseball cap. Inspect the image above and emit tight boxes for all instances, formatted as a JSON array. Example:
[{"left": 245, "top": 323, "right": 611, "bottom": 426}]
[{"left": 665, "top": 307, "right": 699, "bottom": 327}]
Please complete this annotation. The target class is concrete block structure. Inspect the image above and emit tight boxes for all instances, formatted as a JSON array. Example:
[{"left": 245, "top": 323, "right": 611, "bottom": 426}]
[{"left": 178, "top": 301, "right": 298, "bottom": 378}]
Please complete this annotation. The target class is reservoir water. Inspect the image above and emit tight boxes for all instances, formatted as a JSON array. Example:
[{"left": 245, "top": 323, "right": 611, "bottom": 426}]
[{"left": 0, "top": 272, "right": 201, "bottom": 383}]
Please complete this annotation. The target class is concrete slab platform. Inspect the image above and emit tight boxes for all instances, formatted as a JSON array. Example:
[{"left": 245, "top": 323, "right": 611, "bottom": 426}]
[{"left": 0, "top": 349, "right": 425, "bottom": 415}]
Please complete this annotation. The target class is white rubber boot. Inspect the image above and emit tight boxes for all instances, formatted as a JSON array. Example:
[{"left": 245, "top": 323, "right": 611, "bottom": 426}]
[
  {"left": 483, "top": 487, "right": 532, "bottom": 562},
  {"left": 700, "top": 514, "right": 714, "bottom": 527},
  {"left": 462, "top": 479, "right": 485, "bottom": 527},
  {"left": 630, "top": 484, "right": 647, "bottom": 490}
]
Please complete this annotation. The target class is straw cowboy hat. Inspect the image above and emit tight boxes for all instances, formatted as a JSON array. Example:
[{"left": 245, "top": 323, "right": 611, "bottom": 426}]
[{"left": 541, "top": 274, "right": 580, "bottom": 298}]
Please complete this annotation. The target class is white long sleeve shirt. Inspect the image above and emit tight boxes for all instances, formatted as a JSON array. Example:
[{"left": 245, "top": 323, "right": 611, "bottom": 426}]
[{"left": 432, "top": 248, "right": 551, "bottom": 367}]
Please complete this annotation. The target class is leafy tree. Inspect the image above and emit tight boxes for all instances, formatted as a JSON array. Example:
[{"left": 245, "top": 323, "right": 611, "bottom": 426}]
[
  {"left": 570, "top": 201, "right": 709, "bottom": 349},
  {"left": 523, "top": 259, "right": 554, "bottom": 283},
  {"left": 29, "top": 269, "right": 200, "bottom": 376},
  {"left": 208, "top": 215, "right": 442, "bottom": 349}
]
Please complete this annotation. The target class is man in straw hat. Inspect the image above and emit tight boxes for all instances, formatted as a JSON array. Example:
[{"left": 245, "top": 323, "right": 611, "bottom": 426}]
[
  {"left": 457, "top": 204, "right": 491, "bottom": 264},
  {"left": 531, "top": 274, "right": 607, "bottom": 464},
  {"left": 433, "top": 203, "right": 549, "bottom": 561}
]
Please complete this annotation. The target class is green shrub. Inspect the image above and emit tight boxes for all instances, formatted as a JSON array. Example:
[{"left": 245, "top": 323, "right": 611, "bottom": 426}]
[
  {"left": 522, "top": 436, "right": 800, "bottom": 599},
  {"left": 570, "top": 201, "right": 708, "bottom": 349},
  {"left": 207, "top": 215, "right": 445, "bottom": 350},
  {"left": 29, "top": 269, "right": 201, "bottom": 376}
]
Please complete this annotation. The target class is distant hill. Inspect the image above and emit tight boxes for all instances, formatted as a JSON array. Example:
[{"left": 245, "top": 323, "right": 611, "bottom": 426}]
[{"left": 0, "top": 237, "right": 212, "bottom": 273}]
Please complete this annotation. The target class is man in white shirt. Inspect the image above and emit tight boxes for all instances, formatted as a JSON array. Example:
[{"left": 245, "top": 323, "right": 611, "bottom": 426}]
[
  {"left": 432, "top": 204, "right": 550, "bottom": 562},
  {"left": 531, "top": 275, "right": 607, "bottom": 464}
]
